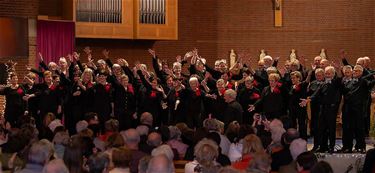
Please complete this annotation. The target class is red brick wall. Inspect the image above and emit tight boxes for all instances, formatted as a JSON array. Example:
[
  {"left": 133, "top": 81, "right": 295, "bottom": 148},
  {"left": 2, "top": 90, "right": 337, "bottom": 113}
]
[{"left": 74, "top": 0, "right": 375, "bottom": 69}]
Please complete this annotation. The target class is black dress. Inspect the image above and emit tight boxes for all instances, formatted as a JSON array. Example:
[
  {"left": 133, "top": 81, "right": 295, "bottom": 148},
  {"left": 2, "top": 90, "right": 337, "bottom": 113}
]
[
  {"left": 88, "top": 83, "right": 114, "bottom": 129},
  {"left": 237, "top": 87, "right": 261, "bottom": 124},
  {"left": 113, "top": 82, "right": 137, "bottom": 130},
  {"left": 34, "top": 83, "right": 62, "bottom": 128},
  {"left": 288, "top": 82, "right": 309, "bottom": 139},
  {"left": 0, "top": 85, "right": 26, "bottom": 127}
]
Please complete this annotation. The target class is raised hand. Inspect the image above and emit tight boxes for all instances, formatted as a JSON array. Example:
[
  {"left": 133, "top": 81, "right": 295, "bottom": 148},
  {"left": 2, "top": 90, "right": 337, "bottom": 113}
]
[
  {"left": 299, "top": 98, "right": 309, "bottom": 107},
  {"left": 248, "top": 105, "right": 255, "bottom": 112},
  {"left": 102, "top": 49, "right": 110, "bottom": 59},
  {"left": 339, "top": 49, "right": 347, "bottom": 59},
  {"left": 148, "top": 49, "right": 156, "bottom": 58},
  {"left": 83, "top": 46, "right": 92, "bottom": 55},
  {"left": 38, "top": 52, "right": 44, "bottom": 62},
  {"left": 176, "top": 55, "right": 182, "bottom": 63},
  {"left": 25, "top": 65, "right": 31, "bottom": 71}
]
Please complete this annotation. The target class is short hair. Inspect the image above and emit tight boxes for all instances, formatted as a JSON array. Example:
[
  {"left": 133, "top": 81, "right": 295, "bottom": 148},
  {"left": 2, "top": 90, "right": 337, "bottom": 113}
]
[
  {"left": 151, "top": 144, "right": 174, "bottom": 161},
  {"left": 216, "top": 78, "right": 225, "bottom": 85},
  {"left": 290, "top": 59, "right": 300, "bottom": 69},
  {"left": 270, "top": 126, "right": 286, "bottom": 143},
  {"left": 168, "top": 126, "right": 182, "bottom": 140},
  {"left": 136, "top": 125, "right": 149, "bottom": 137},
  {"left": 189, "top": 77, "right": 199, "bottom": 83},
  {"left": 121, "top": 128, "right": 141, "bottom": 145},
  {"left": 268, "top": 73, "right": 280, "bottom": 81},
  {"left": 87, "top": 152, "right": 110, "bottom": 173},
  {"left": 290, "top": 71, "right": 302, "bottom": 80},
  {"left": 353, "top": 65, "right": 364, "bottom": 72},
  {"left": 173, "top": 62, "right": 181, "bottom": 69},
  {"left": 28, "top": 140, "right": 55, "bottom": 165},
  {"left": 242, "top": 134, "right": 264, "bottom": 155},
  {"left": 203, "top": 118, "right": 220, "bottom": 131},
  {"left": 140, "top": 112, "right": 153, "bottom": 126},
  {"left": 44, "top": 70, "right": 52, "bottom": 77},
  {"left": 296, "top": 151, "right": 318, "bottom": 171},
  {"left": 81, "top": 68, "right": 94, "bottom": 81},
  {"left": 244, "top": 76, "right": 254, "bottom": 83},
  {"left": 42, "top": 159, "right": 69, "bottom": 173},
  {"left": 112, "top": 147, "right": 132, "bottom": 168},
  {"left": 315, "top": 68, "right": 324, "bottom": 75},
  {"left": 310, "top": 161, "right": 333, "bottom": 173},
  {"left": 266, "top": 67, "right": 278, "bottom": 74},
  {"left": 263, "top": 55, "right": 273, "bottom": 61},
  {"left": 194, "top": 138, "right": 219, "bottom": 166},
  {"left": 342, "top": 65, "right": 352, "bottom": 72},
  {"left": 283, "top": 128, "right": 300, "bottom": 145},
  {"left": 224, "top": 89, "right": 237, "bottom": 99},
  {"left": 104, "top": 119, "right": 119, "bottom": 132},
  {"left": 147, "top": 132, "right": 162, "bottom": 147},
  {"left": 289, "top": 138, "right": 307, "bottom": 160},
  {"left": 324, "top": 66, "right": 335, "bottom": 74},
  {"left": 138, "top": 156, "right": 152, "bottom": 173},
  {"left": 146, "top": 154, "right": 174, "bottom": 173}
]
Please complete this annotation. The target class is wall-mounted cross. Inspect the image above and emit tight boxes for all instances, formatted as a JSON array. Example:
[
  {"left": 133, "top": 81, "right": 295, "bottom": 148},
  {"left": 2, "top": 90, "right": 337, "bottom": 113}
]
[{"left": 274, "top": 0, "right": 282, "bottom": 27}]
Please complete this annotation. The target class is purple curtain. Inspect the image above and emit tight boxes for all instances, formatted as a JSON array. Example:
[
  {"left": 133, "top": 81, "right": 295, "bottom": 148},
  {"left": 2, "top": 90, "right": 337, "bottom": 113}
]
[{"left": 37, "top": 20, "right": 75, "bottom": 65}]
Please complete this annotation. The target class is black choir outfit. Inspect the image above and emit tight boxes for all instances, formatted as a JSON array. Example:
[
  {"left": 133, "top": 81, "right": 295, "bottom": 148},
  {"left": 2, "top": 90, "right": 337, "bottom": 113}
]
[
  {"left": 254, "top": 82, "right": 288, "bottom": 119},
  {"left": 88, "top": 82, "right": 114, "bottom": 129},
  {"left": 112, "top": 82, "right": 137, "bottom": 130},
  {"left": 34, "top": 83, "right": 62, "bottom": 128},
  {"left": 0, "top": 85, "right": 26, "bottom": 127},
  {"left": 237, "top": 86, "right": 261, "bottom": 124},
  {"left": 307, "top": 79, "right": 324, "bottom": 149},
  {"left": 288, "top": 81, "right": 309, "bottom": 139}
]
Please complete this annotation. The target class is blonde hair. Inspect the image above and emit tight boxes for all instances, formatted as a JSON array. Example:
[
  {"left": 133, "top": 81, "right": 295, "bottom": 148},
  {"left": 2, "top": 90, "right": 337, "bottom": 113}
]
[
  {"left": 194, "top": 138, "right": 219, "bottom": 167},
  {"left": 268, "top": 73, "right": 280, "bottom": 81},
  {"left": 290, "top": 71, "right": 302, "bottom": 80},
  {"left": 242, "top": 134, "right": 264, "bottom": 155}
]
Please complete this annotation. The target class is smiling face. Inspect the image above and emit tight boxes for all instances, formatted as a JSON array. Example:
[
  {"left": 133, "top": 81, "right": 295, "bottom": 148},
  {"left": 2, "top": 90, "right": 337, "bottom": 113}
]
[{"left": 353, "top": 66, "right": 363, "bottom": 79}]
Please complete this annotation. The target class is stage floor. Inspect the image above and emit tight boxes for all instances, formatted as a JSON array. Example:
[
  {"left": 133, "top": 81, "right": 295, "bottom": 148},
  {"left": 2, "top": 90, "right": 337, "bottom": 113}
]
[{"left": 306, "top": 137, "right": 375, "bottom": 152}]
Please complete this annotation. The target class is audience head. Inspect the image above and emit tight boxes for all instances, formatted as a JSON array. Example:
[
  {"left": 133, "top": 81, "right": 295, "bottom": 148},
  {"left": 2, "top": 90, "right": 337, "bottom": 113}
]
[
  {"left": 270, "top": 126, "right": 286, "bottom": 144},
  {"left": 218, "top": 166, "right": 241, "bottom": 173},
  {"left": 112, "top": 147, "right": 132, "bottom": 169},
  {"left": 87, "top": 152, "right": 110, "bottom": 173},
  {"left": 146, "top": 154, "right": 175, "bottom": 173},
  {"left": 310, "top": 161, "right": 333, "bottom": 173},
  {"left": 224, "top": 89, "right": 237, "bottom": 103},
  {"left": 296, "top": 151, "right": 318, "bottom": 172},
  {"left": 63, "top": 144, "right": 83, "bottom": 173},
  {"left": 289, "top": 138, "right": 307, "bottom": 160},
  {"left": 282, "top": 128, "right": 300, "bottom": 146},
  {"left": 105, "top": 132, "right": 124, "bottom": 149},
  {"left": 168, "top": 125, "right": 182, "bottom": 140},
  {"left": 147, "top": 132, "right": 162, "bottom": 147},
  {"left": 151, "top": 144, "right": 174, "bottom": 161},
  {"left": 140, "top": 112, "right": 153, "bottom": 127},
  {"left": 242, "top": 134, "right": 264, "bottom": 155},
  {"left": 206, "top": 132, "right": 221, "bottom": 146},
  {"left": 104, "top": 119, "right": 119, "bottom": 132},
  {"left": 203, "top": 118, "right": 220, "bottom": 132},
  {"left": 28, "top": 140, "right": 55, "bottom": 165},
  {"left": 121, "top": 128, "right": 140, "bottom": 149},
  {"left": 76, "top": 120, "right": 89, "bottom": 133},
  {"left": 42, "top": 159, "right": 69, "bottom": 173},
  {"left": 194, "top": 138, "right": 219, "bottom": 167},
  {"left": 138, "top": 156, "right": 152, "bottom": 173}
]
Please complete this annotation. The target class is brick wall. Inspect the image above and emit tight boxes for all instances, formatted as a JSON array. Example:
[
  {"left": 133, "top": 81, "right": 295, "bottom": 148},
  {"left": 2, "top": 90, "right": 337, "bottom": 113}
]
[
  {"left": 0, "top": 0, "right": 38, "bottom": 115},
  {"left": 74, "top": 0, "right": 374, "bottom": 69}
]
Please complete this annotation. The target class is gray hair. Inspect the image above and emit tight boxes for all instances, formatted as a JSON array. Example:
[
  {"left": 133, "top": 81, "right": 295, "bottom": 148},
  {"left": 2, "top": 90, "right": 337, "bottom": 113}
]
[
  {"left": 28, "top": 139, "right": 55, "bottom": 165},
  {"left": 168, "top": 126, "right": 181, "bottom": 140},
  {"left": 140, "top": 112, "right": 153, "bottom": 126},
  {"left": 136, "top": 125, "right": 150, "bottom": 136},
  {"left": 224, "top": 89, "right": 237, "bottom": 99},
  {"left": 146, "top": 155, "right": 175, "bottom": 173},
  {"left": 121, "top": 128, "right": 140, "bottom": 145},
  {"left": 270, "top": 126, "right": 286, "bottom": 143},
  {"left": 290, "top": 138, "right": 307, "bottom": 160},
  {"left": 151, "top": 144, "right": 174, "bottom": 161},
  {"left": 194, "top": 138, "right": 219, "bottom": 165},
  {"left": 42, "top": 159, "right": 69, "bottom": 173}
]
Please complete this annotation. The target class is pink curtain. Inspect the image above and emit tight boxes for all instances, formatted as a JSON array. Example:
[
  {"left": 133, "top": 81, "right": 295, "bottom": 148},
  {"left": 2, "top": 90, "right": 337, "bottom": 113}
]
[{"left": 37, "top": 20, "right": 75, "bottom": 65}]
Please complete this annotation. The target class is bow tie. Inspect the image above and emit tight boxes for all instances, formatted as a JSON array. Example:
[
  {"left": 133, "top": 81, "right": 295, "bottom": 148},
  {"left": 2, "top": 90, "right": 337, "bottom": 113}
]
[
  {"left": 325, "top": 80, "right": 332, "bottom": 84},
  {"left": 352, "top": 78, "right": 359, "bottom": 83}
]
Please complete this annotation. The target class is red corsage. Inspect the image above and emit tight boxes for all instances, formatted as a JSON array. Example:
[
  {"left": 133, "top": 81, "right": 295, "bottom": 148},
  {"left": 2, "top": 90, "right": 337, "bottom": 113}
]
[
  {"left": 175, "top": 91, "right": 179, "bottom": 97},
  {"left": 195, "top": 88, "right": 201, "bottom": 96},
  {"left": 105, "top": 84, "right": 111, "bottom": 92},
  {"left": 294, "top": 84, "right": 301, "bottom": 92},
  {"left": 87, "top": 82, "right": 94, "bottom": 88},
  {"left": 253, "top": 80, "right": 258, "bottom": 86},
  {"left": 127, "top": 85, "right": 134, "bottom": 94},
  {"left": 220, "top": 89, "right": 226, "bottom": 96},
  {"left": 50, "top": 85, "right": 56, "bottom": 91},
  {"left": 150, "top": 91, "right": 157, "bottom": 98},
  {"left": 273, "top": 87, "right": 281, "bottom": 94},
  {"left": 227, "top": 83, "right": 233, "bottom": 89},
  {"left": 17, "top": 88, "right": 24, "bottom": 95},
  {"left": 276, "top": 82, "right": 282, "bottom": 87},
  {"left": 251, "top": 93, "right": 260, "bottom": 100}
]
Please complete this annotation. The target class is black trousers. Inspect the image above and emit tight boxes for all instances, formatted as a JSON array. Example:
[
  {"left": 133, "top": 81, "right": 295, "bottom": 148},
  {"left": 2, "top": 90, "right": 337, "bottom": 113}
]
[
  {"left": 310, "top": 102, "right": 320, "bottom": 147},
  {"left": 318, "top": 104, "right": 338, "bottom": 149},
  {"left": 289, "top": 106, "right": 307, "bottom": 139},
  {"left": 342, "top": 104, "right": 366, "bottom": 150}
]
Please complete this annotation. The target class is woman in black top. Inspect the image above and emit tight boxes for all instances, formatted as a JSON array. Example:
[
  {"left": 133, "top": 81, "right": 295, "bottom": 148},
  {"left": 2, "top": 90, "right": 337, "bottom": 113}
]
[{"left": 0, "top": 73, "right": 26, "bottom": 127}]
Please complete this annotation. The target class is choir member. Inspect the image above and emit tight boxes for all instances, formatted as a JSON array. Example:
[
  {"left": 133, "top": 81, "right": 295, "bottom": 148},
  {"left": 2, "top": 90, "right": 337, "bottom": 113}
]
[
  {"left": 237, "top": 76, "right": 261, "bottom": 124},
  {"left": 0, "top": 73, "right": 26, "bottom": 127},
  {"left": 222, "top": 89, "right": 243, "bottom": 127}
]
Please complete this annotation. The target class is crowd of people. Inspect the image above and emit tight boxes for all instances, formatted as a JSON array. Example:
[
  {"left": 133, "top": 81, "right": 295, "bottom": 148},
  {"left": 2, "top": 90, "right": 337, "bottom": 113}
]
[{"left": 0, "top": 47, "right": 375, "bottom": 173}]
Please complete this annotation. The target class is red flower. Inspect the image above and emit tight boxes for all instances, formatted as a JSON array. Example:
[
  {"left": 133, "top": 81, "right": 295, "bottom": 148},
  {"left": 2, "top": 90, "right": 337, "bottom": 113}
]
[
  {"left": 150, "top": 91, "right": 157, "bottom": 98},
  {"left": 50, "top": 85, "right": 56, "bottom": 91},
  {"left": 276, "top": 82, "right": 282, "bottom": 87},
  {"left": 175, "top": 91, "right": 179, "bottom": 97},
  {"left": 251, "top": 93, "right": 260, "bottom": 100},
  {"left": 16, "top": 88, "right": 24, "bottom": 95},
  {"left": 105, "top": 84, "right": 111, "bottom": 92},
  {"left": 227, "top": 83, "right": 233, "bottom": 89},
  {"left": 272, "top": 87, "right": 281, "bottom": 94},
  {"left": 253, "top": 80, "right": 258, "bottom": 86},
  {"left": 127, "top": 85, "right": 134, "bottom": 94},
  {"left": 195, "top": 88, "right": 201, "bottom": 96},
  {"left": 87, "top": 82, "right": 93, "bottom": 88},
  {"left": 220, "top": 89, "right": 226, "bottom": 96}
]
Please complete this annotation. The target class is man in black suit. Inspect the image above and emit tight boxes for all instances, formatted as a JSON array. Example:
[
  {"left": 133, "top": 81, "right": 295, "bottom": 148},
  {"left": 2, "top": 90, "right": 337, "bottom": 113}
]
[{"left": 341, "top": 65, "right": 375, "bottom": 153}]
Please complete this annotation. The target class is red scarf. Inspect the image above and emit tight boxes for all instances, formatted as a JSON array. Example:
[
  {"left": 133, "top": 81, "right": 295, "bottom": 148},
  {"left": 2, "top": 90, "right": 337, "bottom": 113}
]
[
  {"left": 294, "top": 84, "right": 301, "bottom": 92},
  {"left": 105, "top": 84, "right": 111, "bottom": 92},
  {"left": 127, "top": 85, "right": 134, "bottom": 94},
  {"left": 195, "top": 88, "right": 201, "bottom": 96},
  {"left": 49, "top": 85, "right": 56, "bottom": 91},
  {"left": 175, "top": 91, "right": 179, "bottom": 97},
  {"left": 272, "top": 87, "right": 281, "bottom": 94}
]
